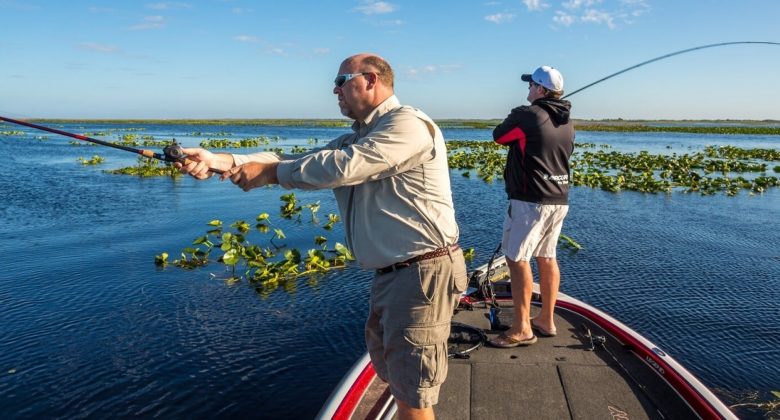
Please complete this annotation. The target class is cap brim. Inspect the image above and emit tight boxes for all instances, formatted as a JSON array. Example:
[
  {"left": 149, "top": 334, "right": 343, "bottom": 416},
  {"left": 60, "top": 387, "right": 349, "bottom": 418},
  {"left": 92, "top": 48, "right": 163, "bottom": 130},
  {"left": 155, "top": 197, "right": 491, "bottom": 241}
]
[{"left": 520, "top": 74, "right": 533, "bottom": 82}]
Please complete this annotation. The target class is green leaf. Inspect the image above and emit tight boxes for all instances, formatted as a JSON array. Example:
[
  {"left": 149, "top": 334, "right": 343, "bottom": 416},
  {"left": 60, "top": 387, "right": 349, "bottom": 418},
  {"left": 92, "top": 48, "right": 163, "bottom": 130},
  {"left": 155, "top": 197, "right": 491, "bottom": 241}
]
[
  {"left": 231, "top": 220, "right": 250, "bottom": 233},
  {"left": 208, "top": 220, "right": 222, "bottom": 227},
  {"left": 274, "top": 228, "right": 286, "bottom": 239},
  {"left": 284, "top": 248, "right": 301, "bottom": 263},
  {"left": 772, "top": 390, "right": 780, "bottom": 400},
  {"left": 334, "top": 243, "right": 355, "bottom": 260},
  {"left": 193, "top": 236, "right": 208, "bottom": 245},
  {"left": 154, "top": 252, "right": 169, "bottom": 266},
  {"left": 256, "top": 212, "right": 270, "bottom": 221},
  {"left": 314, "top": 236, "right": 328, "bottom": 247},
  {"left": 559, "top": 233, "right": 583, "bottom": 250},
  {"left": 222, "top": 249, "right": 239, "bottom": 265}
]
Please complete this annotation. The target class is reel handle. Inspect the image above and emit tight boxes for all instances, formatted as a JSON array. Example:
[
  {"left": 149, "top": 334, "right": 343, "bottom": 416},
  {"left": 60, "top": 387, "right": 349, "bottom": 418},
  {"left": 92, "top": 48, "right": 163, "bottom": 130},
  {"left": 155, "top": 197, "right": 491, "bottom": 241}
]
[{"left": 163, "top": 142, "right": 224, "bottom": 175}]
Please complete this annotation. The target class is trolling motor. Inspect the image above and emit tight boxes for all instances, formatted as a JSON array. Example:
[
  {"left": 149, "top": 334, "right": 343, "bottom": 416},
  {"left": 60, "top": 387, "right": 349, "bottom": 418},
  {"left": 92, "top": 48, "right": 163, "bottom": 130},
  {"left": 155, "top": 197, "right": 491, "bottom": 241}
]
[{"left": 0, "top": 116, "right": 223, "bottom": 174}]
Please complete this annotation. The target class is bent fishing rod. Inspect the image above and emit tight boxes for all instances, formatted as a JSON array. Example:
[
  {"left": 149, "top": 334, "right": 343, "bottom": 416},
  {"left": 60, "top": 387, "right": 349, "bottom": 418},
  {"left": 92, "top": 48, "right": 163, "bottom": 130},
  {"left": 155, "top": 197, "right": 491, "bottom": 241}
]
[
  {"left": 562, "top": 41, "right": 780, "bottom": 99},
  {"left": 0, "top": 115, "right": 223, "bottom": 174}
]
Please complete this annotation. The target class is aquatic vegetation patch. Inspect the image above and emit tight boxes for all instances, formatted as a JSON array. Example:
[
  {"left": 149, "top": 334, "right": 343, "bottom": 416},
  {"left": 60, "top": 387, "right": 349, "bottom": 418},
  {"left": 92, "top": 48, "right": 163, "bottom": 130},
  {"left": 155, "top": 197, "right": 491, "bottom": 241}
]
[
  {"left": 199, "top": 137, "right": 271, "bottom": 148},
  {"left": 573, "top": 124, "right": 780, "bottom": 136},
  {"left": 446, "top": 140, "right": 780, "bottom": 196},
  {"left": 77, "top": 155, "right": 105, "bottom": 165},
  {"left": 155, "top": 194, "right": 355, "bottom": 295},
  {"left": 107, "top": 157, "right": 182, "bottom": 177}
]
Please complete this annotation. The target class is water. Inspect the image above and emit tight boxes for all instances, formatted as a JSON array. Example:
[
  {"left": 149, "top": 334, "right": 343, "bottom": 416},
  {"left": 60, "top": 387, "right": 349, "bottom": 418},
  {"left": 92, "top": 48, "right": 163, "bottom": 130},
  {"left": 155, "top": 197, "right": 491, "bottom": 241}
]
[{"left": 0, "top": 123, "right": 778, "bottom": 418}]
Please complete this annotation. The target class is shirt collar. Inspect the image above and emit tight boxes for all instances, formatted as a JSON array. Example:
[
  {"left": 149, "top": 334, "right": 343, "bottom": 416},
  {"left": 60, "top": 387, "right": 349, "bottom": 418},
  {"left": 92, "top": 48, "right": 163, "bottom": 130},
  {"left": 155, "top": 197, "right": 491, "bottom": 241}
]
[{"left": 351, "top": 95, "right": 400, "bottom": 134}]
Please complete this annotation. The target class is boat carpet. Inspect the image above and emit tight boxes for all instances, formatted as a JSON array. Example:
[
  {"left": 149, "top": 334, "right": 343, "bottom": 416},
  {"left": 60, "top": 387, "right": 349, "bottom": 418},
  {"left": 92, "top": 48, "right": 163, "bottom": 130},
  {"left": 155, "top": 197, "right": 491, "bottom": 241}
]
[{"left": 431, "top": 304, "right": 695, "bottom": 419}]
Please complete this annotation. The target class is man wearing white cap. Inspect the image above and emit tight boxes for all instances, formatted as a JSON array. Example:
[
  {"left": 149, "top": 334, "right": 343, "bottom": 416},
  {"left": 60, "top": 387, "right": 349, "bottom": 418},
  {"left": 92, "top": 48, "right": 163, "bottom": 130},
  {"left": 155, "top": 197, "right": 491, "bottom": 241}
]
[{"left": 488, "top": 65, "right": 575, "bottom": 348}]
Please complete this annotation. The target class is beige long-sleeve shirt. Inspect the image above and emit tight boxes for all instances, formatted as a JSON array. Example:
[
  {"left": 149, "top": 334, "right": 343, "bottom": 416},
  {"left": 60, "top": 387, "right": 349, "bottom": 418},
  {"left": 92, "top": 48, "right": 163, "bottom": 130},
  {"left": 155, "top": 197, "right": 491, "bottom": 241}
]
[{"left": 233, "top": 95, "right": 459, "bottom": 269}]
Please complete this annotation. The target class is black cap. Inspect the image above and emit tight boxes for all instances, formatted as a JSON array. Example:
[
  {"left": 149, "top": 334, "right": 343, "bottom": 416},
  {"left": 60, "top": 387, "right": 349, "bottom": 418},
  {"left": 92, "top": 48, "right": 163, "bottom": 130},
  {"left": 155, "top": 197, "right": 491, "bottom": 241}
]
[{"left": 520, "top": 74, "right": 533, "bottom": 82}]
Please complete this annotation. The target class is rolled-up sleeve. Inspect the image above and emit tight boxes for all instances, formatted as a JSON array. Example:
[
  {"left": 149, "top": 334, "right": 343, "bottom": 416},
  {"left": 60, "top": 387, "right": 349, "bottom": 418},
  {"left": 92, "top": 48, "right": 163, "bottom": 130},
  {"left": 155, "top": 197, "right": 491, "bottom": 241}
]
[
  {"left": 232, "top": 151, "right": 281, "bottom": 166},
  {"left": 277, "top": 110, "right": 435, "bottom": 190}
]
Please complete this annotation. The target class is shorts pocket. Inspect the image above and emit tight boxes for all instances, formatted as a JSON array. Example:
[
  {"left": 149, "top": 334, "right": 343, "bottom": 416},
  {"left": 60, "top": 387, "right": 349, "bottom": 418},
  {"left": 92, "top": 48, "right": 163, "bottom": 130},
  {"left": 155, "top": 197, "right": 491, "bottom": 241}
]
[
  {"left": 452, "top": 257, "right": 468, "bottom": 294},
  {"left": 416, "top": 261, "right": 442, "bottom": 304},
  {"left": 403, "top": 322, "right": 450, "bottom": 387}
]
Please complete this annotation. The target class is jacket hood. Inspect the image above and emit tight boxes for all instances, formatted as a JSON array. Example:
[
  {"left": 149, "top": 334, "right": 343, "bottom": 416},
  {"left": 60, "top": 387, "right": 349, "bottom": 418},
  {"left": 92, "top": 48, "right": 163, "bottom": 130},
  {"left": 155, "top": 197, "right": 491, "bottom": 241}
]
[{"left": 533, "top": 98, "right": 571, "bottom": 125}]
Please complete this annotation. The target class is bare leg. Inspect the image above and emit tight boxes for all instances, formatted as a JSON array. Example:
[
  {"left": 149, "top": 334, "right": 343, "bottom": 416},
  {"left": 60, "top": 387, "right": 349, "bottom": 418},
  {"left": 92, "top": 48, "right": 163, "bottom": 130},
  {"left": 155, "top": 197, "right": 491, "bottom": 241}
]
[
  {"left": 533, "top": 257, "right": 560, "bottom": 332},
  {"left": 503, "top": 257, "right": 535, "bottom": 340},
  {"left": 396, "top": 399, "right": 435, "bottom": 420}
]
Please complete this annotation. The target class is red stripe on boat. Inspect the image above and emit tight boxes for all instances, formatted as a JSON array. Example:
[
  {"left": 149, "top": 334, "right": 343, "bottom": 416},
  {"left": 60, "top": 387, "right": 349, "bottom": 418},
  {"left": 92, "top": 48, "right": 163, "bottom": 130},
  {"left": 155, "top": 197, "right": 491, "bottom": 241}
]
[{"left": 331, "top": 361, "right": 376, "bottom": 419}]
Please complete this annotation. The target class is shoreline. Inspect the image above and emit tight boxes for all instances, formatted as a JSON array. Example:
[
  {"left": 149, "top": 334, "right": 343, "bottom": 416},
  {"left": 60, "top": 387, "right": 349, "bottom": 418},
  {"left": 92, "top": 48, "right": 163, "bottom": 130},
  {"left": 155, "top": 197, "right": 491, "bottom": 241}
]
[{"left": 6, "top": 118, "right": 780, "bottom": 135}]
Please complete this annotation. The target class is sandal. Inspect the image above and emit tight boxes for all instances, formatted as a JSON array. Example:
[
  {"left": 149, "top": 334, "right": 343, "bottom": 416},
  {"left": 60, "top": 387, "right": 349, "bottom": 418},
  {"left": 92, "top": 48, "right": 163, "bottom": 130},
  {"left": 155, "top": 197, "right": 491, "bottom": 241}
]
[{"left": 488, "top": 332, "right": 538, "bottom": 348}]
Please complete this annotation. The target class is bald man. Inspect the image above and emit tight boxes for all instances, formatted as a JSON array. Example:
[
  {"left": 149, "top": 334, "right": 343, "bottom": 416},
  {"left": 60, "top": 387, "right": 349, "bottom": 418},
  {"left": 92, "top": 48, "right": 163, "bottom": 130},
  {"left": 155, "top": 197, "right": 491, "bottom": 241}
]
[{"left": 176, "top": 54, "right": 466, "bottom": 419}]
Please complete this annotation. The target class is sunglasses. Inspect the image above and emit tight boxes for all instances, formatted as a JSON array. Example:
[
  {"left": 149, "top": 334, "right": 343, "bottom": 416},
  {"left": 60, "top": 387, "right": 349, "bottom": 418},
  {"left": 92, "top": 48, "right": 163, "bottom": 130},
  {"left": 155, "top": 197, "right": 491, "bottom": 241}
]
[{"left": 334, "top": 72, "right": 369, "bottom": 88}]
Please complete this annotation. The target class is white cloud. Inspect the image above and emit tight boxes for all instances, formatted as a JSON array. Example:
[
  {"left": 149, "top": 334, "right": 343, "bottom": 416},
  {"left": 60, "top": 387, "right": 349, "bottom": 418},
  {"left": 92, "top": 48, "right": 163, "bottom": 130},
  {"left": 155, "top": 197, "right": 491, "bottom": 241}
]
[
  {"left": 404, "top": 64, "right": 461, "bottom": 80},
  {"left": 550, "top": 0, "right": 649, "bottom": 29},
  {"left": 233, "top": 35, "right": 260, "bottom": 43},
  {"left": 146, "top": 2, "right": 191, "bottom": 10},
  {"left": 553, "top": 11, "right": 576, "bottom": 26},
  {"left": 266, "top": 47, "right": 286, "bottom": 56},
  {"left": 378, "top": 19, "right": 404, "bottom": 26},
  {"left": 231, "top": 7, "right": 252, "bottom": 14},
  {"left": 523, "top": 0, "right": 549, "bottom": 11},
  {"left": 484, "top": 13, "right": 515, "bottom": 23},
  {"left": 562, "top": 0, "right": 602, "bottom": 9},
  {"left": 78, "top": 43, "right": 122, "bottom": 53},
  {"left": 581, "top": 8, "right": 615, "bottom": 28},
  {"left": 354, "top": 1, "right": 397, "bottom": 15},
  {"left": 129, "top": 15, "right": 165, "bottom": 30},
  {"left": 314, "top": 48, "right": 331, "bottom": 55}
]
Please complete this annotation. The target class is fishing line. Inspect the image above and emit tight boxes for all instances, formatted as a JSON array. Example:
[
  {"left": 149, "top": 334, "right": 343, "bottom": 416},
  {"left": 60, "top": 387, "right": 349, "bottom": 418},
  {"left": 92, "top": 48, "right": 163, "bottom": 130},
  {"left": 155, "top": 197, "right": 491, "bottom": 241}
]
[{"left": 563, "top": 41, "right": 780, "bottom": 99}]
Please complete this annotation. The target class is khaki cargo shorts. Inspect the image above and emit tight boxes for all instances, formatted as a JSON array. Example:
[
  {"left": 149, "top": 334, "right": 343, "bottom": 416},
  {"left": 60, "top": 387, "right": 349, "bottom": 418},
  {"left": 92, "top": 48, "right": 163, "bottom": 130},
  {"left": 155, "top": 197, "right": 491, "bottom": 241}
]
[
  {"left": 365, "top": 248, "right": 468, "bottom": 409},
  {"left": 502, "top": 199, "right": 569, "bottom": 262}
]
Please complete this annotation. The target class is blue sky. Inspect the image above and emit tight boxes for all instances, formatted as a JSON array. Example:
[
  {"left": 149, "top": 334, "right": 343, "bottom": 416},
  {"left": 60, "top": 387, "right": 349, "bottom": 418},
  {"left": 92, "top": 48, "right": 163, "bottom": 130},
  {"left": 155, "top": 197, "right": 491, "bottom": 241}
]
[{"left": 1, "top": 0, "right": 779, "bottom": 120}]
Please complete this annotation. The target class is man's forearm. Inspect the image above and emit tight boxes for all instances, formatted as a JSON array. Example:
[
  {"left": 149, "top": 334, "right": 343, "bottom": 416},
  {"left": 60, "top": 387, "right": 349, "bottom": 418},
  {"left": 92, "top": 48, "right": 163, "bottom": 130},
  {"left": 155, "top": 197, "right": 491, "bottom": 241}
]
[{"left": 211, "top": 153, "right": 236, "bottom": 172}]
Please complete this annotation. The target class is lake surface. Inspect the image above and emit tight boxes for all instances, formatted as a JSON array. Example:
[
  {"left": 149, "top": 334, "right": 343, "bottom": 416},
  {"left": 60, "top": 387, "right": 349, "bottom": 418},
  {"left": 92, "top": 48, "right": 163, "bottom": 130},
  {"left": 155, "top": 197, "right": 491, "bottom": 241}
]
[{"left": 0, "top": 122, "right": 778, "bottom": 419}]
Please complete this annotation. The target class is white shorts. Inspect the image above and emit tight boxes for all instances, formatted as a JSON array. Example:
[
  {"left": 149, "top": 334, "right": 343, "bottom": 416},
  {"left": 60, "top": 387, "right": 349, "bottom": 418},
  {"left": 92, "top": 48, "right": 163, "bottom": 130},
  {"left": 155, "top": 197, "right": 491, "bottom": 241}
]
[{"left": 502, "top": 200, "right": 569, "bottom": 262}]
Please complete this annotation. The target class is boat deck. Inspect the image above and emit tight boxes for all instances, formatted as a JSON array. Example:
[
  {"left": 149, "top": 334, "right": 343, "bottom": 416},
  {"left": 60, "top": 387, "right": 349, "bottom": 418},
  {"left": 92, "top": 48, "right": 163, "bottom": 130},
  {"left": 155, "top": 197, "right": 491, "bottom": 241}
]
[{"left": 353, "top": 302, "right": 697, "bottom": 419}]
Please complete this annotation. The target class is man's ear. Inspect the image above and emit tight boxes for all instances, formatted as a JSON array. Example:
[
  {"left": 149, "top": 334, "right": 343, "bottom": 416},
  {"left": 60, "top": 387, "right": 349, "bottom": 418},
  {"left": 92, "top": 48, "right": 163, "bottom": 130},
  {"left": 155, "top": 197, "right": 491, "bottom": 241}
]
[{"left": 365, "top": 72, "right": 378, "bottom": 89}]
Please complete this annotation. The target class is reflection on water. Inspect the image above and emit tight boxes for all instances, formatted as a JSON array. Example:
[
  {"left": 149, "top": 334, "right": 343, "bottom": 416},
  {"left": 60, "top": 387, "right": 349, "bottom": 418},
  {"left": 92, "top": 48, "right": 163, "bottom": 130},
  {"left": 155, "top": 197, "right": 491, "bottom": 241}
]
[{"left": 0, "top": 124, "right": 778, "bottom": 418}]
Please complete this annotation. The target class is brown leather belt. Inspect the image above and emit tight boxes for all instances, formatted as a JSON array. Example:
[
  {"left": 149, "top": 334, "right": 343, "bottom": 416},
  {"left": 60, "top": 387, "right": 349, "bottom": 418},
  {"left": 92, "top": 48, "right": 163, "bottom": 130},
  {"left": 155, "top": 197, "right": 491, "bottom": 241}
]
[{"left": 376, "top": 244, "right": 460, "bottom": 275}]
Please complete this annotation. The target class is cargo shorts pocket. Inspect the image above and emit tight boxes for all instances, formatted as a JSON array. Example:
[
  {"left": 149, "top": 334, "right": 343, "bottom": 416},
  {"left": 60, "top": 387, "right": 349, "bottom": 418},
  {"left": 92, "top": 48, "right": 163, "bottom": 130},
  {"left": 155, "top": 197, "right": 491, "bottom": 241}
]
[
  {"left": 416, "top": 260, "right": 443, "bottom": 304},
  {"left": 452, "top": 254, "right": 468, "bottom": 294},
  {"left": 402, "top": 322, "right": 450, "bottom": 387}
]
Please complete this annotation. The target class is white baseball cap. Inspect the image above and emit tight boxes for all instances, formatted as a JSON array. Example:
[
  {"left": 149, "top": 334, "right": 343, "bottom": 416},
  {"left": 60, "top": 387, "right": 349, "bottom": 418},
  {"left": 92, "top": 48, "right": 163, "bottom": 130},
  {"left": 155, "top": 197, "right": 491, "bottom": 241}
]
[{"left": 521, "top": 65, "right": 564, "bottom": 92}]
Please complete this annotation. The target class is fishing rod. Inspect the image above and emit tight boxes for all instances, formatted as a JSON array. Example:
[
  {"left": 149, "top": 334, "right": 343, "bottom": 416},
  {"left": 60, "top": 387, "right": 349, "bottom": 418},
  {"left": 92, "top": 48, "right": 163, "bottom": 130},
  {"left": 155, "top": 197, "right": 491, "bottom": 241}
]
[
  {"left": 0, "top": 115, "right": 223, "bottom": 174},
  {"left": 562, "top": 41, "right": 780, "bottom": 99}
]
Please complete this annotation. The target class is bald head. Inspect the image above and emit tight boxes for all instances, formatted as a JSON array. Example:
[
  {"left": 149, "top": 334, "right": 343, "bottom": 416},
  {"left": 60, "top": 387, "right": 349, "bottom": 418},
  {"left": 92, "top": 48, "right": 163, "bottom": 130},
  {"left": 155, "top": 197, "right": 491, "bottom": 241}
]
[
  {"left": 334, "top": 53, "right": 395, "bottom": 121},
  {"left": 342, "top": 53, "right": 395, "bottom": 89}
]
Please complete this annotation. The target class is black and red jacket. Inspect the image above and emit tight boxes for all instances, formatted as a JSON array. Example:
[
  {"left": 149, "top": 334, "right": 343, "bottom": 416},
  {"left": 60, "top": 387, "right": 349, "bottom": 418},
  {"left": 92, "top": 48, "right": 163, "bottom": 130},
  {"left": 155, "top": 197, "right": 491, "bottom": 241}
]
[{"left": 493, "top": 98, "right": 574, "bottom": 205}]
